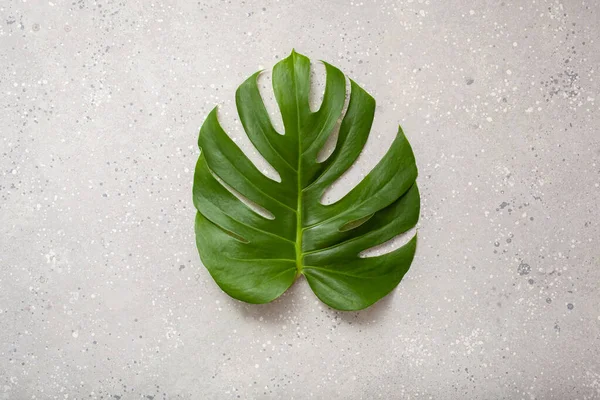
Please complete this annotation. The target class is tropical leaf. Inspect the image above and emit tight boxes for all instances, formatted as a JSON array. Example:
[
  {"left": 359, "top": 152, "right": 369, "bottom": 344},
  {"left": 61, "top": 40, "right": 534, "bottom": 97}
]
[{"left": 193, "top": 50, "right": 420, "bottom": 311}]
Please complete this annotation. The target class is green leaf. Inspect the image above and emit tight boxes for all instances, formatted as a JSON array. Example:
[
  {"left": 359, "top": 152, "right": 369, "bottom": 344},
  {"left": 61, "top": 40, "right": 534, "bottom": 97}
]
[{"left": 193, "top": 50, "right": 420, "bottom": 311}]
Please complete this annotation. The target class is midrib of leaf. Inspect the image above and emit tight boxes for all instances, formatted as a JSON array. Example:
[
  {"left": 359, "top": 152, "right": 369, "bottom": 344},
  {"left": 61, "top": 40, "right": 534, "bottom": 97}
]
[{"left": 293, "top": 51, "right": 304, "bottom": 279}]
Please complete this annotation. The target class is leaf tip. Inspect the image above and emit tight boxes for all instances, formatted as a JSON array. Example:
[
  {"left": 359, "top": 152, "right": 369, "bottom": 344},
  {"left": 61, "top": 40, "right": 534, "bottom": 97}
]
[
  {"left": 289, "top": 48, "right": 305, "bottom": 59},
  {"left": 396, "top": 124, "right": 406, "bottom": 138}
]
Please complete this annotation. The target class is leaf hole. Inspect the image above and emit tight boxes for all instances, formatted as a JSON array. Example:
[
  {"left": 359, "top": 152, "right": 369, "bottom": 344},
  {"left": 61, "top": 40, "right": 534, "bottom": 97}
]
[
  {"left": 338, "top": 213, "right": 374, "bottom": 232},
  {"left": 214, "top": 223, "right": 250, "bottom": 243},
  {"left": 210, "top": 168, "right": 276, "bottom": 220},
  {"left": 308, "top": 61, "right": 326, "bottom": 113},
  {"left": 213, "top": 100, "right": 281, "bottom": 183},
  {"left": 359, "top": 226, "right": 417, "bottom": 258},
  {"left": 320, "top": 112, "right": 395, "bottom": 205},
  {"left": 316, "top": 74, "right": 351, "bottom": 163},
  {"left": 257, "top": 69, "right": 285, "bottom": 135}
]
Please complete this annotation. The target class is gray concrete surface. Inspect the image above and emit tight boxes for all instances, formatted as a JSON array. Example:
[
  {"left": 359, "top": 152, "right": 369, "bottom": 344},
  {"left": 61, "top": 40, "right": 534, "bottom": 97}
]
[{"left": 1, "top": 0, "right": 600, "bottom": 398}]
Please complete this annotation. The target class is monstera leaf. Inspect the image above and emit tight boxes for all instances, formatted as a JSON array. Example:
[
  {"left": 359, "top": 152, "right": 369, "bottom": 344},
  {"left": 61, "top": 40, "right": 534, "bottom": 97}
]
[{"left": 193, "top": 50, "right": 420, "bottom": 311}]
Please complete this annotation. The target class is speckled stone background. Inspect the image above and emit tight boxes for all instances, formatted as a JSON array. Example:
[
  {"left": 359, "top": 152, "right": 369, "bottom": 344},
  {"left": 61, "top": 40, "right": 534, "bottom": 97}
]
[{"left": 1, "top": 0, "right": 599, "bottom": 399}]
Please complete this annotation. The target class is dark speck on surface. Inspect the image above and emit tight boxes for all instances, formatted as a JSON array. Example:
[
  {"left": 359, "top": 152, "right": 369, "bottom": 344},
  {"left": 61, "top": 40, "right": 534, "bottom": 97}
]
[{"left": 517, "top": 263, "right": 531, "bottom": 275}]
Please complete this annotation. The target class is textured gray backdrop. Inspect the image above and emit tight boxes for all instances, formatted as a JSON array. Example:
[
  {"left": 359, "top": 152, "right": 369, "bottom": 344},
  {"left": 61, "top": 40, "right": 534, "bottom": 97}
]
[{"left": 1, "top": 0, "right": 599, "bottom": 399}]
